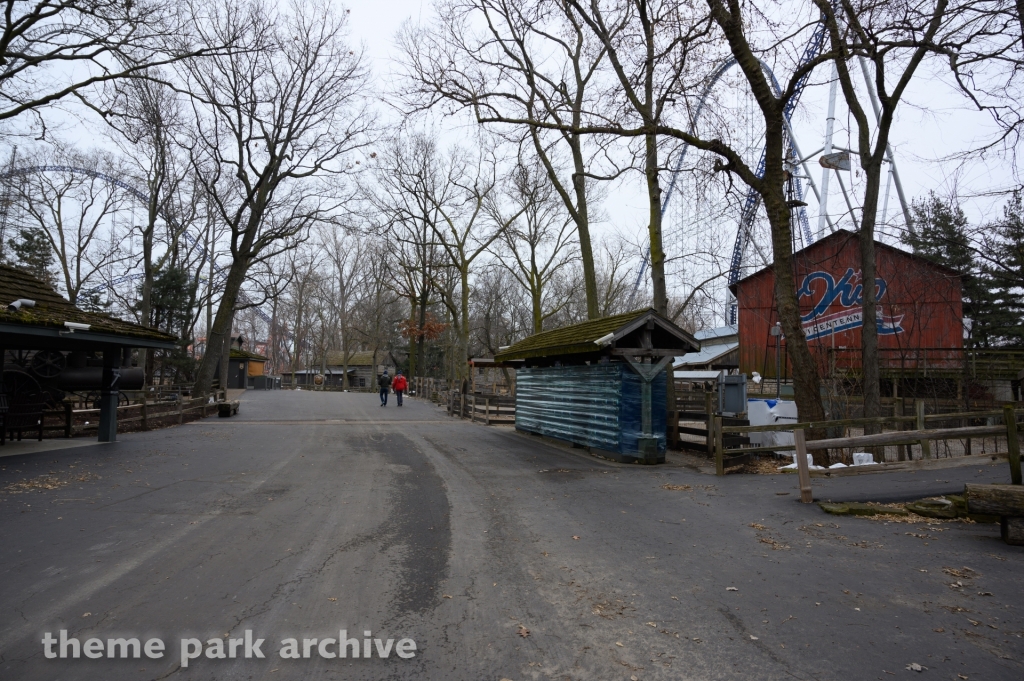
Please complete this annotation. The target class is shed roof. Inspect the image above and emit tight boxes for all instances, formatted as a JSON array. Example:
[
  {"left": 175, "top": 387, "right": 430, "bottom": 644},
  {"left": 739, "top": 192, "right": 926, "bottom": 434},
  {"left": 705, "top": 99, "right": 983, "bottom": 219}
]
[
  {"left": 494, "top": 308, "right": 699, "bottom": 362},
  {"left": 0, "top": 264, "right": 177, "bottom": 349},
  {"left": 322, "top": 350, "right": 396, "bottom": 366},
  {"left": 230, "top": 348, "right": 268, "bottom": 361},
  {"left": 673, "top": 341, "right": 739, "bottom": 368}
]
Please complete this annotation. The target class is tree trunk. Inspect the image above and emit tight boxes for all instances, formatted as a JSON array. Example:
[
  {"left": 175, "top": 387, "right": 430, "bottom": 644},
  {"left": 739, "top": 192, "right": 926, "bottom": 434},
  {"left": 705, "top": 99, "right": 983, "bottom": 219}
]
[
  {"left": 859, "top": 158, "right": 884, "bottom": 431},
  {"left": 644, "top": 131, "right": 667, "bottom": 315},
  {"left": 569, "top": 136, "right": 599, "bottom": 319},
  {"left": 764, "top": 169, "right": 827, "bottom": 463},
  {"left": 531, "top": 281, "right": 543, "bottom": 334},
  {"left": 459, "top": 264, "right": 471, "bottom": 382},
  {"left": 193, "top": 257, "right": 249, "bottom": 395},
  {"left": 220, "top": 324, "right": 232, "bottom": 391}
]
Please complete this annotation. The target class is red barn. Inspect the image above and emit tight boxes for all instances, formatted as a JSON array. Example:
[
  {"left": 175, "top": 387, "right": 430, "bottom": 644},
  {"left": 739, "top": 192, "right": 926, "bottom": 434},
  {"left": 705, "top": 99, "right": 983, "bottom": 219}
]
[{"left": 731, "top": 230, "right": 963, "bottom": 379}]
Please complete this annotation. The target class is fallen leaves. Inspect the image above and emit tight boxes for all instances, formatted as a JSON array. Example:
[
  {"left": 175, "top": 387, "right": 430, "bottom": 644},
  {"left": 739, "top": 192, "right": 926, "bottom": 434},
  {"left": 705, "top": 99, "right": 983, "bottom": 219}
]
[
  {"left": 327, "top": 597, "right": 337, "bottom": 602},
  {"left": 572, "top": 535, "right": 580, "bottom": 540},
  {"left": 906, "top": 662, "right": 926, "bottom": 672},
  {"left": 726, "top": 587, "right": 738, "bottom": 591},
  {"left": 943, "top": 567, "right": 979, "bottom": 579},
  {"left": 661, "top": 483, "right": 692, "bottom": 491},
  {"left": 442, "top": 594, "right": 452, "bottom": 599},
  {"left": 751, "top": 523, "right": 790, "bottom": 550},
  {"left": 517, "top": 625, "right": 530, "bottom": 638},
  {"left": 3, "top": 472, "right": 99, "bottom": 493},
  {"left": 615, "top": 641, "right": 624, "bottom": 647}
]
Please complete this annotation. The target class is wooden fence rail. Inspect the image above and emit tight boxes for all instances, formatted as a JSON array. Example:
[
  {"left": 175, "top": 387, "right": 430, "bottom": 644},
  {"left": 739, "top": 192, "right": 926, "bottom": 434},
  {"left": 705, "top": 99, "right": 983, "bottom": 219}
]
[
  {"left": 790, "top": 404, "right": 1022, "bottom": 502},
  {"left": 38, "top": 396, "right": 222, "bottom": 437},
  {"left": 713, "top": 404, "right": 1024, "bottom": 474}
]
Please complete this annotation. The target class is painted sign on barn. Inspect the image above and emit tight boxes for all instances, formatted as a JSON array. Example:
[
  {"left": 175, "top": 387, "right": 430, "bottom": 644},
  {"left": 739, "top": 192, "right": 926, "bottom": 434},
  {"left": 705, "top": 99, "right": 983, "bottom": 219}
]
[
  {"left": 731, "top": 230, "right": 963, "bottom": 378},
  {"left": 797, "top": 268, "right": 904, "bottom": 341}
]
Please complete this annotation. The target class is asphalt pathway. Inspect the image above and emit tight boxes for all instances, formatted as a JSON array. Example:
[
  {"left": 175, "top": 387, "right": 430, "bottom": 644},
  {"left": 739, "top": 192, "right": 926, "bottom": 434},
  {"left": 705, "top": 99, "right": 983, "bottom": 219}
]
[{"left": 0, "top": 390, "right": 1021, "bottom": 680}]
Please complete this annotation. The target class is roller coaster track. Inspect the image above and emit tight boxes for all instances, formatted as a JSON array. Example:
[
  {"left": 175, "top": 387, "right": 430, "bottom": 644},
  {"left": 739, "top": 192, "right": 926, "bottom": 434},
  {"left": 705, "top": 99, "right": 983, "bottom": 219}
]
[
  {"left": 629, "top": 15, "right": 828, "bottom": 324},
  {"left": 0, "top": 164, "right": 279, "bottom": 330}
]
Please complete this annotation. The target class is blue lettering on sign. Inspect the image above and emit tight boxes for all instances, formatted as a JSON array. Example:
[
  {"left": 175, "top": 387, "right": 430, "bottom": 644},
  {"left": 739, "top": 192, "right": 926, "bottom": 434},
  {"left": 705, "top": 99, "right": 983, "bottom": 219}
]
[{"left": 796, "top": 269, "right": 903, "bottom": 340}]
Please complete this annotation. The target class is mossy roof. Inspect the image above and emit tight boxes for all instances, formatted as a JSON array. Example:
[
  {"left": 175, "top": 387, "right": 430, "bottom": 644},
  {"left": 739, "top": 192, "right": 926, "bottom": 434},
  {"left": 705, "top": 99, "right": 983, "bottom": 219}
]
[
  {"left": 321, "top": 350, "right": 396, "bottom": 366},
  {"left": 495, "top": 308, "right": 697, "bottom": 362},
  {"left": 230, "top": 348, "right": 268, "bottom": 361},
  {"left": 0, "top": 264, "right": 178, "bottom": 344}
]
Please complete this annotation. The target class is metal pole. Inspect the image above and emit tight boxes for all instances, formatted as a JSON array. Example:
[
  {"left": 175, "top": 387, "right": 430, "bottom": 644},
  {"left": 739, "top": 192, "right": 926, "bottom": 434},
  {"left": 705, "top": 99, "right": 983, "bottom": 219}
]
[
  {"left": 857, "top": 56, "right": 913, "bottom": 232},
  {"left": 817, "top": 63, "right": 839, "bottom": 239}
]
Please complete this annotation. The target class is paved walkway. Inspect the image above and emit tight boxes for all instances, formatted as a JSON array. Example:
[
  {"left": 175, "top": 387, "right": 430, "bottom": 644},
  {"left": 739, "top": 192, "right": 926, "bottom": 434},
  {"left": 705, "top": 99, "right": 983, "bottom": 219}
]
[{"left": 0, "top": 390, "right": 1020, "bottom": 680}]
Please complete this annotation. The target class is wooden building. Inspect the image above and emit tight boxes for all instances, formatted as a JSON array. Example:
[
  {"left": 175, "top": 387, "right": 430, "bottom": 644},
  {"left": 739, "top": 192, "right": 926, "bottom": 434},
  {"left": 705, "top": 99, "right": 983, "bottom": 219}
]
[
  {"left": 731, "top": 230, "right": 963, "bottom": 380},
  {"left": 284, "top": 350, "right": 398, "bottom": 389},
  {"left": 494, "top": 309, "right": 699, "bottom": 463}
]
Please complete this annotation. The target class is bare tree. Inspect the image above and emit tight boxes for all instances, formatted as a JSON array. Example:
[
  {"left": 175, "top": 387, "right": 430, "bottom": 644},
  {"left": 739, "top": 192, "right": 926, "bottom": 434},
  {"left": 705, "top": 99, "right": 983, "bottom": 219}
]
[
  {"left": 816, "top": 0, "right": 960, "bottom": 426},
  {"left": 490, "top": 157, "right": 578, "bottom": 333},
  {"left": 0, "top": 0, "right": 236, "bottom": 128},
  {"left": 320, "top": 224, "right": 364, "bottom": 389},
  {"left": 13, "top": 146, "right": 129, "bottom": 304},
  {"left": 398, "top": 0, "right": 610, "bottom": 318},
  {"left": 183, "top": 0, "right": 372, "bottom": 395}
]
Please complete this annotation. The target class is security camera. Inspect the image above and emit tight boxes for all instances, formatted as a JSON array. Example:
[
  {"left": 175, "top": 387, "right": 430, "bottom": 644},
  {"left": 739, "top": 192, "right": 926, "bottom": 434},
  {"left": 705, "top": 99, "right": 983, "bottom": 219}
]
[{"left": 64, "top": 322, "right": 91, "bottom": 332}]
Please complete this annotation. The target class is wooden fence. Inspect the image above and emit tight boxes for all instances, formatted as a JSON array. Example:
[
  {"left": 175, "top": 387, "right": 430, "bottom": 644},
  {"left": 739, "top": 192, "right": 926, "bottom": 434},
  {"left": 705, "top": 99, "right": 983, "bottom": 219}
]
[
  {"left": 713, "top": 403, "right": 1024, "bottom": 478},
  {"left": 36, "top": 394, "right": 226, "bottom": 439},
  {"left": 790, "top": 405, "right": 1023, "bottom": 502}
]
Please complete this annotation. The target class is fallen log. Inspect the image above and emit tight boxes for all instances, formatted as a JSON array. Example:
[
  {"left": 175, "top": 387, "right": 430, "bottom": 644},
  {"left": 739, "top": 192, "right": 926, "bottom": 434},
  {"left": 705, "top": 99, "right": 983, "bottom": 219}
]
[{"left": 964, "top": 483, "right": 1024, "bottom": 516}]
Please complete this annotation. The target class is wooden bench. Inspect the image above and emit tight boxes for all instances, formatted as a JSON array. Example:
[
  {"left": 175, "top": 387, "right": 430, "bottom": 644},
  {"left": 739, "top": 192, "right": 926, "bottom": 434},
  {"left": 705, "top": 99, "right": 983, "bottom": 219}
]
[
  {"left": 965, "top": 483, "right": 1024, "bottom": 545},
  {"left": 1, "top": 400, "right": 46, "bottom": 444},
  {"left": 217, "top": 400, "right": 240, "bottom": 418}
]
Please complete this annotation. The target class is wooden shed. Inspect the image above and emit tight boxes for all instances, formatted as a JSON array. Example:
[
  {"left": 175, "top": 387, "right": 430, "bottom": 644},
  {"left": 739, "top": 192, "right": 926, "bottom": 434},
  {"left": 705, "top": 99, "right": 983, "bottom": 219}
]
[
  {"left": 285, "top": 350, "right": 398, "bottom": 389},
  {"left": 731, "top": 230, "right": 963, "bottom": 379},
  {"left": 494, "top": 309, "right": 699, "bottom": 464}
]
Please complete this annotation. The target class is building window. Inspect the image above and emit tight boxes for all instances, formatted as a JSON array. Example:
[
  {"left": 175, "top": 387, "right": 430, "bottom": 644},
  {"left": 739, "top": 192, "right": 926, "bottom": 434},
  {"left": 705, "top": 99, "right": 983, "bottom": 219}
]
[{"left": 359, "top": 378, "right": 366, "bottom": 387}]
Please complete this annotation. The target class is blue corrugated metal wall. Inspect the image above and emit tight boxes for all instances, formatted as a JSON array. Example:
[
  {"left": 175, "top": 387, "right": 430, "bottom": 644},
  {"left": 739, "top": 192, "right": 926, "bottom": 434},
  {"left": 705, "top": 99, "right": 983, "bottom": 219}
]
[{"left": 515, "top": 364, "right": 666, "bottom": 455}]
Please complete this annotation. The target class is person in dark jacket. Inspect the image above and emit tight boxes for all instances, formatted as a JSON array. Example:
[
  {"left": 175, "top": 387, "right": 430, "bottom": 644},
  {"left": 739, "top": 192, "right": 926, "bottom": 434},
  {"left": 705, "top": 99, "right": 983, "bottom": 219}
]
[
  {"left": 378, "top": 370, "right": 392, "bottom": 407},
  {"left": 392, "top": 371, "right": 408, "bottom": 407}
]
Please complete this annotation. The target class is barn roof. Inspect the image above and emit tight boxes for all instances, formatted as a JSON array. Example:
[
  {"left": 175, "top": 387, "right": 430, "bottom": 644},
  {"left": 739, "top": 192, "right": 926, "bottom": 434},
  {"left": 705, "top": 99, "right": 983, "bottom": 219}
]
[
  {"left": 728, "top": 229, "right": 962, "bottom": 293},
  {"left": 0, "top": 264, "right": 177, "bottom": 349},
  {"left": 494, "top": 308, "right": 699, "bottom": 362}
]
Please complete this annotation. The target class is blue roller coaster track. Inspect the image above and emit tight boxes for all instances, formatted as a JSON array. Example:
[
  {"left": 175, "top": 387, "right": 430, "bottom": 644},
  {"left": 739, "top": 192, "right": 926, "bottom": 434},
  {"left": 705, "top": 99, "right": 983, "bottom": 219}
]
[{"left": 630, "top": 15, "right": 829, "bottom": 324}]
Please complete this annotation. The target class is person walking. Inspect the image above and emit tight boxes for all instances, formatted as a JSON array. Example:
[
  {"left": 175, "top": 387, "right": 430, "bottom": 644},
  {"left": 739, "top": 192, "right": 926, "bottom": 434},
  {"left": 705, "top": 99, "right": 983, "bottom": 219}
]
[
  {"left": 378, "top": 370, "right": 392, "bottom": 407},
  {"left": 392, "top": 371, "right": 407, "bottom": 407}
]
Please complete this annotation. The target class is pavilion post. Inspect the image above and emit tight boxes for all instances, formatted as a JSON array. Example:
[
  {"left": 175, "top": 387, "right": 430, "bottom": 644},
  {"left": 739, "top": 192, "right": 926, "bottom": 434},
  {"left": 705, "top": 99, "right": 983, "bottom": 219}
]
[
  {"left": 97, "top": 348, "right": 122, "bottom": 442},
  {"left": 624, "top": 354, "right": 674, "bottom": 464}
]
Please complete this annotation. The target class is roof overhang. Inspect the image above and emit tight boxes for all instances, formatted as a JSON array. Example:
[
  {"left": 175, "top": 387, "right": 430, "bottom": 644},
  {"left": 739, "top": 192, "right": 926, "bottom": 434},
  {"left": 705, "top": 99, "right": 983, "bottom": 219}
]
[{"left": 0, "top": 322, "right": 179, "bottom": 351}]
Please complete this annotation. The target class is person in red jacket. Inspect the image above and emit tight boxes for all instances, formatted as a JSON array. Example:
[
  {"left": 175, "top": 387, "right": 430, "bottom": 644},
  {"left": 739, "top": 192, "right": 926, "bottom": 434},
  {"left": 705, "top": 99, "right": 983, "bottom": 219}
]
[{"left": 392, "top": 371, "right": 408, "bottom": 407}]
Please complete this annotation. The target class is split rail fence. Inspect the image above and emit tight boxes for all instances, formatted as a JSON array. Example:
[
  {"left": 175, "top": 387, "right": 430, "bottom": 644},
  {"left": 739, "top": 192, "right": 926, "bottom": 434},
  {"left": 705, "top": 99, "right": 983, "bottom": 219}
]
[
  {"left": 409, "top": 377, "right": 516, "bottom": 426},
  {"left": 789, "top": 405, "right": 1023, "bottom": 502},
  {"left": 713, "top": 404, "right": 1024, "bottom": 479},
  {"left": 34, "top": 392, "right": 228, "bottom": 440}
]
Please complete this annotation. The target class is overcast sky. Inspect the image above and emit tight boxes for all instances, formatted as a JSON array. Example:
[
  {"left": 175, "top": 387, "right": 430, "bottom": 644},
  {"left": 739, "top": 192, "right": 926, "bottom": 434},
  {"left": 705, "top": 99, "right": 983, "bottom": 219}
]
[{"left": 28, "top": 0, "right": 1018, "bottom": 280}]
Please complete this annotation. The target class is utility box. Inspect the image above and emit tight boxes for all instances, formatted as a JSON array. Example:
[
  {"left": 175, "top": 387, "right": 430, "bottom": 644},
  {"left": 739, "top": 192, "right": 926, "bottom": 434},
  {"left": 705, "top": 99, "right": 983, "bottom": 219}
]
[{"left": 718, "top": 373, "right": 747, "bottom": 415}]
